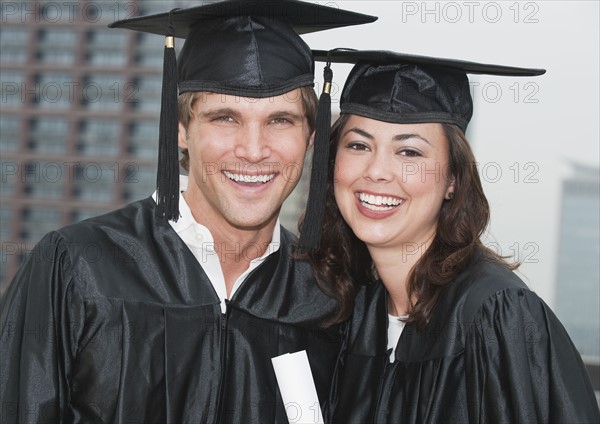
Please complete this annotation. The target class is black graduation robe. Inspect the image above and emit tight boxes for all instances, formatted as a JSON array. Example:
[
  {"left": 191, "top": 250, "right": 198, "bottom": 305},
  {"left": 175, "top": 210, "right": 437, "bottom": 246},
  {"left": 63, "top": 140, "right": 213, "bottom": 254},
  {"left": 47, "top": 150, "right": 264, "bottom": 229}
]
[
  {"left": 1, "top": 198, "right": 341, "bottom": 424},
  {"left": 329, "top": 256, "right": 600, "bottom": 423}
]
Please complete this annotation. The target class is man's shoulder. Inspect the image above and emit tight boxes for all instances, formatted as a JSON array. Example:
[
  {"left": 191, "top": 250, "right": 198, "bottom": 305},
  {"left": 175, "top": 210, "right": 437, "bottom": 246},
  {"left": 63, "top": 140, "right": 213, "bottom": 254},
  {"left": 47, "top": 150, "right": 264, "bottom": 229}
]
[
  {"left": 37, "top": 197, "right": 160, "bottom": 263},
  {"left": 58, "top": 197, "right": 156, "bottom": 238}
]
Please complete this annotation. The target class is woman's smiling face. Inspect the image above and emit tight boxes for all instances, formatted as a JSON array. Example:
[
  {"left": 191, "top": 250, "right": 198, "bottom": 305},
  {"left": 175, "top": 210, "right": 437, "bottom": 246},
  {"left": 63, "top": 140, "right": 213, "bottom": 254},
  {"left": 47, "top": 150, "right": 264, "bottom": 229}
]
[{"left": 333, "top": 114, "right": 455, "bottom": 252}]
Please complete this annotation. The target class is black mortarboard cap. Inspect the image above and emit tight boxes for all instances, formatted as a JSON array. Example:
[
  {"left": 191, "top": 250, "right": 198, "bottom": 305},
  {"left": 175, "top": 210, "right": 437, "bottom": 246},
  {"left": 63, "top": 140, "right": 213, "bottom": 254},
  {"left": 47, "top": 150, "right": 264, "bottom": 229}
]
[
  {"left": 316, "top": 48, "right": 546, "bottom": 132},
  {"left": 298, "top": 48, "right": 545, "bottom": 250},
  {"left": 109, "top": 1, "right": 377, "bottom": 221}
]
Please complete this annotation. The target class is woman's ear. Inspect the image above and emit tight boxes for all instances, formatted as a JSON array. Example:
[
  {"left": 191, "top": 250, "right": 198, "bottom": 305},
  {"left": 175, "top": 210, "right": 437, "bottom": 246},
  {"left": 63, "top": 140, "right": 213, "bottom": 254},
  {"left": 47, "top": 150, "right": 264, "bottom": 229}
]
[{"left": 445, "top": 175, "right": 456, "bottom": 200}]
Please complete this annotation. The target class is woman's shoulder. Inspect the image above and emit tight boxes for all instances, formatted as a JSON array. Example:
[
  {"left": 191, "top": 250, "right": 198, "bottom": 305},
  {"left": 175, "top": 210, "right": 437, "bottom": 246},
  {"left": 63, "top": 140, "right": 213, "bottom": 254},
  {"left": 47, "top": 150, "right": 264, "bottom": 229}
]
[{"left": 441, "top": 255, "right": 534, "bottom": 324}]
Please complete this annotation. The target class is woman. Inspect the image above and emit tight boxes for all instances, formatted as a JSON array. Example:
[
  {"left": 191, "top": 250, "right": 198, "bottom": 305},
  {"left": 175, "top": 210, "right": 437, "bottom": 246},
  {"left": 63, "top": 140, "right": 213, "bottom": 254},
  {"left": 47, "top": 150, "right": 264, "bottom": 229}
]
[{"left": 305, "top": 50, "right": 600, "bottom": 423}]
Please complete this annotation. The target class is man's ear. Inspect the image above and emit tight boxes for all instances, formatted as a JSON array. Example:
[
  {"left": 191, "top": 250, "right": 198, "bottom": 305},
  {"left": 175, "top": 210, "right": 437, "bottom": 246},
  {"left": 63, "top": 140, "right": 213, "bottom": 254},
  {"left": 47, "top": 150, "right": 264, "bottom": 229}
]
[
  {"left": 178, "top": 123, "right": 188, "bottom": 149},
  {"left": 307, "top": 131, "right": 315, "bottom": 149}
]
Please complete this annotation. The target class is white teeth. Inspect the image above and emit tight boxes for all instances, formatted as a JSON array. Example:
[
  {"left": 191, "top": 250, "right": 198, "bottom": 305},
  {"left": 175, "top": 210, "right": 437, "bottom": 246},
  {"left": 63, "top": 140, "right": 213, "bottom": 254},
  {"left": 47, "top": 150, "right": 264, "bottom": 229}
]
[
  {"left": 362, "top": 203, "right": 394, "bottom": 212},
  {"left": 223, "top": 171, "right": 275, "bottom": 183},
  {"left": 358, "top": 193, "right": 402, "bottom": 208}
]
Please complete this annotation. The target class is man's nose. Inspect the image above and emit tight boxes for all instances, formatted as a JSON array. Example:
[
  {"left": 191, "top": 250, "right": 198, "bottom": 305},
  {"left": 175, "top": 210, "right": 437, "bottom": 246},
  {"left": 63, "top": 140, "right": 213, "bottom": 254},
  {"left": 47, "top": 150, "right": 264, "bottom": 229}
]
[{"left": 234, "top": 124, "right": 272, "bottom": 163}]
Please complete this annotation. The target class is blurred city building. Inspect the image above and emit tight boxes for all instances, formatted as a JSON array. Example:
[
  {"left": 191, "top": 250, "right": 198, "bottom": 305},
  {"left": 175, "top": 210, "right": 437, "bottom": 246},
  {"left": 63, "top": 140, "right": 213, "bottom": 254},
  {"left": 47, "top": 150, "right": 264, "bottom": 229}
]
[
  {"left": 554, "top": 162, "right": 600, "bottom": 393},
  {"left": 0, "top": 0, "right": 311, "bottom": 289}
]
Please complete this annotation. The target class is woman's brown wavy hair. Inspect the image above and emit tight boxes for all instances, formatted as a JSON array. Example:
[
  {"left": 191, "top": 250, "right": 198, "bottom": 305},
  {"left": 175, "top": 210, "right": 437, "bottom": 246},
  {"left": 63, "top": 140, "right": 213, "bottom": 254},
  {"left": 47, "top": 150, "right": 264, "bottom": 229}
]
[{"left": 305, "top": 114, "right": 516, "bottom": 329}]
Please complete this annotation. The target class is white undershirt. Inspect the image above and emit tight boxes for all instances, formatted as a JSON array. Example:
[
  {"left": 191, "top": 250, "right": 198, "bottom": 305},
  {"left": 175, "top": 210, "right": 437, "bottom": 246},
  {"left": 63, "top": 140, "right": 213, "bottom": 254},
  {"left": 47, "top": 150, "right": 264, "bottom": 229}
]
[
  {"left": 153, "top": 176, "right": 281, "bottom": 313},
  {"left": 387, "top": 314, "right": 408, "bottom": 363}
]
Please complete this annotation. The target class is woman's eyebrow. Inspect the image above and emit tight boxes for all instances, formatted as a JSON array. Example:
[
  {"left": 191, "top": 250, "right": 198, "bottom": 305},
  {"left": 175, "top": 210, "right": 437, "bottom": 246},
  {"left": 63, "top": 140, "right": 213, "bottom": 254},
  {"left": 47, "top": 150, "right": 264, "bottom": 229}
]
[
  {"left": 343, "top": 127, "right": 374, "bottom": 139},
  {"left": 392, "top": 133, "right": 432, "bottom": 145},
  {"left": 343, "top": 127, "right": 433, "bottom": 145}
]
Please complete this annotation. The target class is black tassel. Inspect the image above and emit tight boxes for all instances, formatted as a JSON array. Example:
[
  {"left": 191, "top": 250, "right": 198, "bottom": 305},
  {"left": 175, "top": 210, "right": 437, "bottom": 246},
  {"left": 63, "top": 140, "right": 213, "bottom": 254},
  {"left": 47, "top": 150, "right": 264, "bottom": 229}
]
[
  {"left": 156, "top": 17, "right": 179, "bottom": 221},
  {"left": 298, "top": 63, "right": 333, "bottom": 251}
]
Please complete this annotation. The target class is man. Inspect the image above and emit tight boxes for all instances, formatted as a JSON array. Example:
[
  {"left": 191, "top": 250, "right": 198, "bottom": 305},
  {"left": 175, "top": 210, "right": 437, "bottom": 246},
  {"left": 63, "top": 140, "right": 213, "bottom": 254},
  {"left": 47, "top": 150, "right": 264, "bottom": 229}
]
[{"left": 0, "top": 2, "right": 376, "bottom": 423}]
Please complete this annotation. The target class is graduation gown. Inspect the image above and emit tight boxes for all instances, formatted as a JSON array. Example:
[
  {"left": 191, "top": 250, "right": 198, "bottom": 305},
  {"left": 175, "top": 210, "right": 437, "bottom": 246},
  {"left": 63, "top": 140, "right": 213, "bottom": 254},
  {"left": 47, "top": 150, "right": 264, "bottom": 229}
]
[
  {"left": 329, "top": 256, "right": 600, "bottom": 423},
  {"left": 1, "top": 198, "right": 341, "bottom": 424}
]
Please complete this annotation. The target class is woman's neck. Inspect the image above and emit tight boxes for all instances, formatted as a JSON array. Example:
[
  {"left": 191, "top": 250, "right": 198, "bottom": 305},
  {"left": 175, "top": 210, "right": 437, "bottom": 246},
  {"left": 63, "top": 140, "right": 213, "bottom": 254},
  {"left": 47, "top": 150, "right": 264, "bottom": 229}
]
[{"left": 368, "top": 243, "right": 427, "bottom": 317}]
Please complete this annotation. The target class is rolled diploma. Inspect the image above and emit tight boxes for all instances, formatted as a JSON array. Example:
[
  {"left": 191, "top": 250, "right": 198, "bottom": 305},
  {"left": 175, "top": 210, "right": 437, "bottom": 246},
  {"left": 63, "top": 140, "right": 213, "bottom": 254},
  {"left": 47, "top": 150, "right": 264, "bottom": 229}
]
[{"left": 271, "top": 350, "right": 324, "bottom": 424}]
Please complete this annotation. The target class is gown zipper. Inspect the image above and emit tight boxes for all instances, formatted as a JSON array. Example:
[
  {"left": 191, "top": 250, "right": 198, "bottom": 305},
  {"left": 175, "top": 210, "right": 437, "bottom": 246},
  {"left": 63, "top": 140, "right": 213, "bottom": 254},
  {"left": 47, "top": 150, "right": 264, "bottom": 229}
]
[
  {"left": 212, "top": 261, "right": 271, "bottom": 423},
  {"left": 214, "top": 301, "right": 229, "bottom": 424}
]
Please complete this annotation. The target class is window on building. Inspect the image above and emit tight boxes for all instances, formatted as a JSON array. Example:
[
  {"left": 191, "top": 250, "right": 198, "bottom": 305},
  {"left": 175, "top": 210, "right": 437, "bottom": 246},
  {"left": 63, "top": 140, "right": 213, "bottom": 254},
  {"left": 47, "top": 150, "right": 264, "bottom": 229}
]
[
  {"left": 77, "top": 119, "right": 120, "bottom": 156},
  {"left": 85, "top": 30, "right": 127, "bottom": 66},
  {"left": 87, "top": 30, "right": 127, "bottom": 48},
  {"left": 36, "top": 50, "right": 76, "bottom": 65},
  {"left": 82, "top": 73, "right": 124, "bottom": 111},
  {"left": 0, "top": 25, "right": 28, "bottom": 62},
  {"left": 1, "top": 26, "right": 29, "bottom": 48},
  {"left": 0, "top": 206, "right": 12, "bottom": 240},
  {"left": 73, "top": 162, "right": 116, "bottom": 202},
  {"left": 0, "top": 115, "right": 21, "bottom": 152},
  {"left": 128, "top": 120, "right": 159, "bottom": 158},
  {"left": 0, "top": 167, "right": 17, "bottom": 197},
  {"left": 38, "top": 28, "right": 77, "bottom": 46},
  {"left": 35, "top": 28, "right": 77, "bottom": 65},
  {"left": 35, "top": 72, "right": 74, "bottom": 110},
  {"left": 131, "top": 75, "right": 161, "bottom": 113},
  {"left": 123, "top": 164, "right": 156, "bottom": 201},
  {"left": 138, "top": 2, "right": 172, "bottom": 15},
  {"left": 28, "top": 117, "right": 68, "bottom": 154},
  {"left": 1, "top": 71, "right": 26, "bottom": 108},
  {"left": 22, "top": 161, "right": 65, "bottom": 199},
  {"left": 20, "top": 207, "right": 62, "bottom": 243},
  {"left": 134, "top": 32, "right": 164, "bottom": 66}
]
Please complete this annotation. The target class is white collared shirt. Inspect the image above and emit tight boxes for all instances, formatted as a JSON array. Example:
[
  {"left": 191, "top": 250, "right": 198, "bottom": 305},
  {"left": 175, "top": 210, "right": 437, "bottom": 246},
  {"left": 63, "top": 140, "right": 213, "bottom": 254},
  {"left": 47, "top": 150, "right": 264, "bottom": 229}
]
[
  {"left": 387, "top": 314, "right": 408, "bottom": 363},
  {"left": 153, "top": 176, "right": 281, "bottom": 313}
]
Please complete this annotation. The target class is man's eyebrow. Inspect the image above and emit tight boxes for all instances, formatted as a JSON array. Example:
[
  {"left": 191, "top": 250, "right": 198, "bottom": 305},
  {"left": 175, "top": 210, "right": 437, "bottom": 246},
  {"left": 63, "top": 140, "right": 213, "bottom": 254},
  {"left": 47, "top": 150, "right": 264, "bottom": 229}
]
[
  {"left": 268, "top": 111, "right": 305, "bottom": 121},
  {"left": 197, "top": 108, "right": 241, "bottom": 119}
]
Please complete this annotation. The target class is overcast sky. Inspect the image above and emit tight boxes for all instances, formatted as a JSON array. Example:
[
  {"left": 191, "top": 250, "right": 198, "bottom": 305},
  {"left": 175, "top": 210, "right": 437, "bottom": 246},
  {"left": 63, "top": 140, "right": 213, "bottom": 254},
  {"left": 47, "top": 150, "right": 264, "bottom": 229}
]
[{"left": 302, "top": 1, "right": 600, "bottom": 306}]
